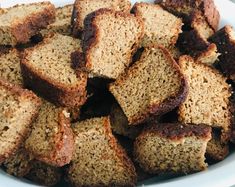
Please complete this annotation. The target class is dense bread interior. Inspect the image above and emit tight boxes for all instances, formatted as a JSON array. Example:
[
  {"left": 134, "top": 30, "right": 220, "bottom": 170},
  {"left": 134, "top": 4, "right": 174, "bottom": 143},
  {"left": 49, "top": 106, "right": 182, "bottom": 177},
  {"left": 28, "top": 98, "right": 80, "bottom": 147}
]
[
  {"left": 0, "top": 49, "right": 22, "bottom": 85},
  {"left": 85, "top": 10, "right": 143, "bottom": 79},
  {"left": 23, "top": 34, "right": 81, "bottom": 86}
]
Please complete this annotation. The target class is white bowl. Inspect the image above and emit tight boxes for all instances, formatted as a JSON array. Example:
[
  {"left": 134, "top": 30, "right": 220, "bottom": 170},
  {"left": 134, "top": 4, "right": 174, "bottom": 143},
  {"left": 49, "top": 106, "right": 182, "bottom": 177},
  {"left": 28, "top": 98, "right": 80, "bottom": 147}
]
[{"left": 0, "top": 0, "right": 235, "bottom": 186}]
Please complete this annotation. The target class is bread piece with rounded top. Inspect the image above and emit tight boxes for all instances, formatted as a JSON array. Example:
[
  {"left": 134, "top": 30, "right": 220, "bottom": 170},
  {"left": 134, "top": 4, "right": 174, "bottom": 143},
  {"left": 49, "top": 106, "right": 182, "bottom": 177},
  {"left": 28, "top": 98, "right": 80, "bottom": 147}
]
[
  {"left": 178, "top": 55, "right": 232, "bottom": 143},
  {"left": 0, "top": 79, "right": 41, "bottom": 164},
  {"left": 72, "top": 0, "right": 131, "bottom": 37},
  {"left": 0, "top": 49, "right": 22, "bottom": 86},
  {"left": 0, "top": 2, "right": 55, "bottom": 46},
  {"left": 110, "top": 45, "right": 188, "bottom": 125},
  {"left": 67, "top": 117, "right": 137, "bottom": 187},
  {"left": 25, "top": 100, "right": 74, "bottom": 167},
  {"left": 21, "top": 33, "right": 87, "bottom": 107},
  {"left": 134, "top": 123, "right": 211, "bottom": 174},
  {"left": 83, "top": 8, "right": 144, "bottom": 79},
  {"left": 209, "top": 25, "right": 235, "bottom": 81},
  {"left": 132, "top": 3, "right": 183, "bottom": 48}
]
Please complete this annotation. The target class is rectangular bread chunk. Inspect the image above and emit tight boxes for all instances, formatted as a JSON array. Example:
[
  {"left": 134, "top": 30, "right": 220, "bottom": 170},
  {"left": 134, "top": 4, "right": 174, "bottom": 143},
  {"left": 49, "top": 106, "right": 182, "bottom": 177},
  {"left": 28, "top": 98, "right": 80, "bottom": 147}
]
[
  {"left": 26, "top": 161, "right": 62, "bottom": 186},
  {"left": 134, "top": 123, "right": 211, "bottom": 174},
  {"left": 67, "top": 117, "right": 137, "bottom": 187},
  {"left": 0, "top": 49, "right": 22, "bottom": 86},
  {"left": 0, "top": 79, "right": 41, "bottom": 164},
  {"left": 72, "top": 0, "right": 131, "bottom": 37},
  {"left": 0, "top": 2, "right": 55, "bottom": 46},
  {"left": 178, "top": 55, "right": 232, "bottom": 143},
  {"left": 132, "top": 3, "right": 183, "bottom": 48},
  {"left": 21, "top": 33, "right": 87, "bottom": 107},
  {"left": 83, "top": 9, "right": 144, "bottom": 79},
  {"left": 109, "top": 45, "right": 188, "bottom": 125},
  {"left": 41, "top": 4, "right": 73, "bottom": 36},
  {"left": 209, "top": 25, "right": 235, "bottom": 81},
  {"left": 25, "top": 100, "right": 74, "bottom": 167},
  {"left": 155, "top": 0, "right": 220, "bottom": 31}
]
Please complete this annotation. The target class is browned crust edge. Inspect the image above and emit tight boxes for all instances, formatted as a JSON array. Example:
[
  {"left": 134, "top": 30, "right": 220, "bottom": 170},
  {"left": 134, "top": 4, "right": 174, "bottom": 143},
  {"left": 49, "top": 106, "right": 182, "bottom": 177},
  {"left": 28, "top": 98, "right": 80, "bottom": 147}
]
[
  {"left": 0, "top": 79, "right": 41, "bottom": 164},
  {"left": 10, "top": 2, "right": 56, "bottom": 45},
  {"left": 82, "top": 8, "right": 144, "bottom": 74}
]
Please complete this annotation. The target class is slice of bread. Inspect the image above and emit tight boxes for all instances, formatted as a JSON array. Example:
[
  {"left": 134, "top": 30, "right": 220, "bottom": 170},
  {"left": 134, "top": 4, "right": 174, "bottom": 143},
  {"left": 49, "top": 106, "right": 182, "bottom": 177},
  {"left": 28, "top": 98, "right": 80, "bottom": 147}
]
[
  {"left": 26, "top": 161, "right": 62, "bottom": 186},
  {"left": 0, "top": 49, "right": 22, "bottom": 86},
  {"left": 41, "top": 4, "right": 73, "bottom": 36},
  {"left": 0, "top": 2, "right": 55, "bottom": 46},
  {"left": 82, "top": 9, "right": 144, "bottom": 79},
  {"left": 0, "top": 79, "right": 41, "bottom": 164},
  {"left": 67, "top": 117, "right": 137, "bottom": 187},
  {"left": 155, "top": 0, "right": 220, "bottom": 31},
  {"left": 195, "top": 43, "right": 220, "bottom": 66},
  {"left": 2, "top": 147, "right": 33, "bottom": 177},
  {"left": 110, "top": 45, "right": 188, "bottom": 125},
  {"left": 209, "top": 25, "right": 235, "bottom": 81},
  {"left": 25, "top": 100, "right": 74, "bottom": 167},
  {"left": 72, "top": 0, "right": 131, "bottom": 37},
  {"left": 132, "top": 3, "right": 183, "bottom": 48},
  {"left": 178, "top": 55, "right": 232, "bottom": 143},
  {"left": 206, "top": 129, "right": 229, "bottom": 161},
  {"left": 134, "top": 123, "right": 211, "bottom": 174},
  {"left": 21, "top": 33, "right": 87, "bottom": 107},
  {"left": 110, "top": 103, "right": 143, "bottom": 139}
]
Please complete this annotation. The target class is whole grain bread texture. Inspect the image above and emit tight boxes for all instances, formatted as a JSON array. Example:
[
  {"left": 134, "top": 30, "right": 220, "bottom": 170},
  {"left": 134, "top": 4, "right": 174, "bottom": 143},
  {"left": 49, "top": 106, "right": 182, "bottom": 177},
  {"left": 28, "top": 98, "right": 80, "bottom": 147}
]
[
  {"left": 82, "top": 8, "right": 144, "bottom": 79},
  {"left": 0, "top": 79, "right": 41, "bottom": 164},
  {"left": 110, "top": 45, "right": 188, "bottom": 125},
  {"left": 134, "top": 123, "right": 211, "bottom": 174},
  {"left": 0, "top": 2, "right": 55, "bottom": 46},
  {"left": 178, "top": 55, "right": 232, "bottom": 143},
  {"left": 67, "top": 117, "right": 137, "bottom": 187},
  {"left": 21, "top": 33, "right": 87, "bottom": 107},
  {"left": 209, "top": 25, "right": 235, "bottom": 81},
  {"left": 132, "top": 3, "right": 183, "bottom": 48},
  {"left": 155, "top": 0, "right": 220, "bottom": 31},
  {"left": 0, "top": 49, "right": 23, "bottom": 86},
  {"left": 72, "top": 0, "right": 131, "bottom": 37},
  {"left": 25, "top": 99, "right": 74, "bottom": 167}
]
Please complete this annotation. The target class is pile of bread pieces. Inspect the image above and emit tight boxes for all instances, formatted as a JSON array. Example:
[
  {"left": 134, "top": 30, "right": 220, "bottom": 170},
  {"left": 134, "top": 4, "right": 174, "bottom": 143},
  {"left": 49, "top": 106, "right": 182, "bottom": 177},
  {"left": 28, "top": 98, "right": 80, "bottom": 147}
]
[{"left": 0, "top": 0, "right": 235, "bottom": 186}]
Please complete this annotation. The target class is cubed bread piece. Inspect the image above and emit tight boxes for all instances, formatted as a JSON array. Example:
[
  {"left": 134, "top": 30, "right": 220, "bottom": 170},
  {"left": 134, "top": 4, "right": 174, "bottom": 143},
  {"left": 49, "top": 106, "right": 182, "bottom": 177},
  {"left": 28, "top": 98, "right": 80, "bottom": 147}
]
[
  {"left": 2, "top": 147, "right": 33, "bottom": 177},
  {"left": 177, "top": 11, "right": 214, "bottom": 55},
  {"left": 41, "top": 4, "right": 73, "bottom": 36},
  {"left": 25, "top": 100, "right": 74, "bottom": 167},
  {"left": 110, "top": 103, "right": 143, "bottom": 139},
  {"left": 168, "top": 46, "right": 182, "bottom": 60},
  {"left": 0, "top": 49, "right": 22, "bottom": 86},
  {"left": 67, "top": 117, "right": 137, "bottom": 187},
  {"left": 155, "top": 0, "right": 220, "bottom": 31},
  {"left": 134, "top": 123, "right": 211, "bottom": 174},
  {"left": 195, "top": 43, "right": 220, "bottom": 66},
  {"left": 132, "top": 3, "right": 182, "bottom": 48},
  {"left": 110, "top": 45, "right": 188, "bottom": 125},
  {"left": 0, "top": 2, "right": 55, "bottom": 46},
  {"left": 206, "top": 129, "right": 229, "bottom": 161},
  {"left": 72, "top": 0, "right": 131, "bottom": 37},
  {"left": 83, "top": 9, "right": 144, "bottom": 79},
  {"left": 0, "top": 79, "right": 41, "bottom": 164},
  {"left": 209, "top": 25, "right": 235, "bottom": 81},
  {"left": 21, "top": 33, "right": 87, "bottom": 107},
  {"left": 178, "top": 55, "right": 232, "bottom": 143},
  {"left": 26, "top": 161, "right": 62, "bottom": 186}
]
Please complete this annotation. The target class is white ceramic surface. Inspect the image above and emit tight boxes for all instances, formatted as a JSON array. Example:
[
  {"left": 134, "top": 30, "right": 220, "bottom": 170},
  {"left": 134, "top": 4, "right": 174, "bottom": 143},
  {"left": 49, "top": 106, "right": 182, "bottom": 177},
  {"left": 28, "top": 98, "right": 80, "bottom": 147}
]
[{"left": 0, "top": 0, "right": 235, "bottom": 186}]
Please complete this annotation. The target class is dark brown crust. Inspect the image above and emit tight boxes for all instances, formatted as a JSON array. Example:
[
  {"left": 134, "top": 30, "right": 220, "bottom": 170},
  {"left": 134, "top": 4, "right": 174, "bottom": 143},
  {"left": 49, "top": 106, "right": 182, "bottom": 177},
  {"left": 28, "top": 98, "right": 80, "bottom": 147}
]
[
  {"left": 10, "top": 2, "right": 56, "bottom": 45},
  {"left": 155, "top": 0, "right": 220, "bottom": 31},
  {"left": 82, "top": 8, "right": 144, "bottom": 76},
  {"left": 0, "top": 79, "right": 41, "bottom": 164},
  {"left": 138, "top": 123, "right": 212, "bottom": 141},
  {"left": 31, "top": 109, "right": 75, "bottom": 167},
  {"left": 209, "top": 25, "right": 235, "bottom": 80}
]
